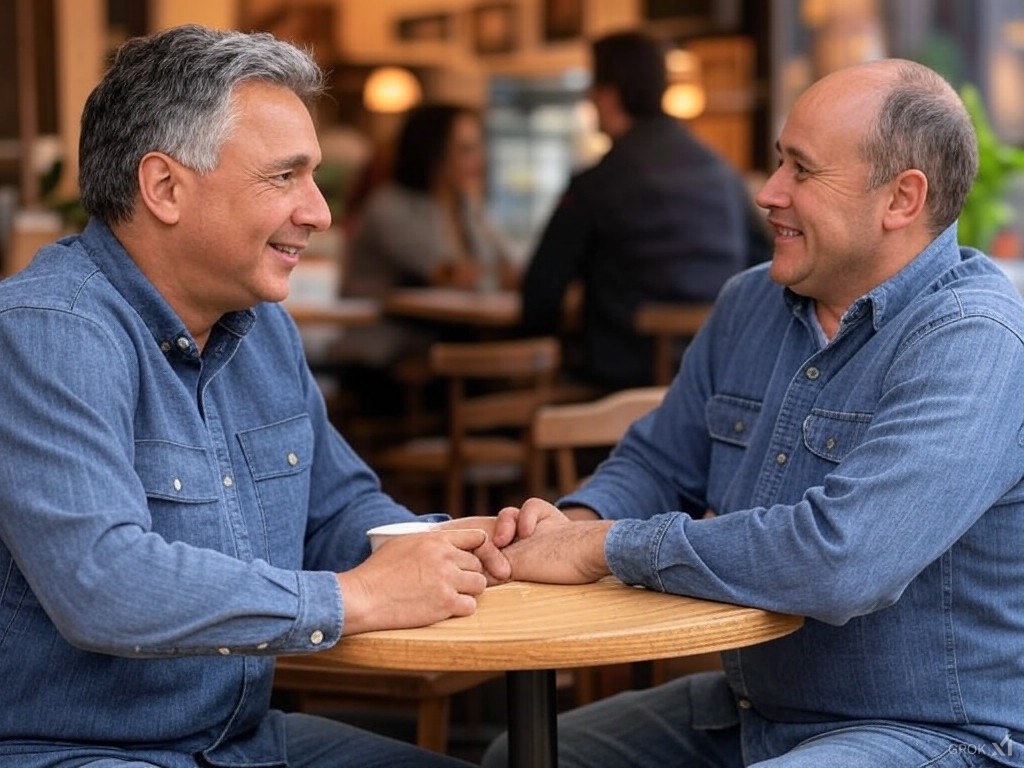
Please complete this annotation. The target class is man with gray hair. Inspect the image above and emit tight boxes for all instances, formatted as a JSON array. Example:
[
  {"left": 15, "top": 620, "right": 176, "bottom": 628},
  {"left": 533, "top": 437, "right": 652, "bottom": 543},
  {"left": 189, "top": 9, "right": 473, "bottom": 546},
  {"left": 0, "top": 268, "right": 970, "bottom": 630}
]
[
  {"left": 487, "top": 58, "right": 1024, "bottom": 767},
  {"left": 0, "top": 24, "right": 519, "bottom": 767}
]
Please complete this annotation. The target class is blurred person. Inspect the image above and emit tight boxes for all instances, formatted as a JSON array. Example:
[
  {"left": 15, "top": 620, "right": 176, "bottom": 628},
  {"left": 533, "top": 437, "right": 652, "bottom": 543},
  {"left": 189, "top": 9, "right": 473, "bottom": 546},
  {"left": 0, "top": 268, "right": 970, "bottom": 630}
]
[
  {"left": 519, "top": 30, "right": 768, "bottom": 391},
  {"left": 0, "top": 24, "right": 530, "bottom": 768},
  {"left": 336, "top": 104, "right": 522, "bottom": 421},
  {"left": 345, "top": 102, "right": 519, "bottom": 299},
  {"left": 488, "top": 58, "right": 1024, "bottom": 767}
]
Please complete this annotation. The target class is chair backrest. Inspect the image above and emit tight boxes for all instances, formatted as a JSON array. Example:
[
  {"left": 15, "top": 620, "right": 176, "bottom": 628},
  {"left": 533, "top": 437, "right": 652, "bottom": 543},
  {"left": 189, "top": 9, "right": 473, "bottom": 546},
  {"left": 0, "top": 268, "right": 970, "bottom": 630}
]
[
  {"left": 633, "top": 302, "right": 713, "bottom": 385},
  {"left": 530, "top": 386, "right": 667, "bottom": 496},
  {"left": 430, "top": 336, "right": 561, "bottom": 516}
]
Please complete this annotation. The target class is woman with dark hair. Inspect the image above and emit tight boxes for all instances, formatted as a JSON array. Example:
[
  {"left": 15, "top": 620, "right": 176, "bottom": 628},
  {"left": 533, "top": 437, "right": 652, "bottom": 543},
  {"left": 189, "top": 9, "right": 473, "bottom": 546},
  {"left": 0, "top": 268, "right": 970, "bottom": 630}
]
[{"left": 345, "top": 102, "right": 519, "bottom": 299}]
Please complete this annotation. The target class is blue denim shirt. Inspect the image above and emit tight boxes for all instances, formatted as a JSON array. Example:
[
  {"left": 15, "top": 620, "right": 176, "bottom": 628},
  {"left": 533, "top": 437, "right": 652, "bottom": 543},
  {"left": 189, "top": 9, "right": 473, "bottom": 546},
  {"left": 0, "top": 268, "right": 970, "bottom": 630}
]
[
  {"left": 565, "top": 225, "right": 1024, "bottom": 761},
  {"left": 0, "top": 220, "right": 427, "bottom": 766}
]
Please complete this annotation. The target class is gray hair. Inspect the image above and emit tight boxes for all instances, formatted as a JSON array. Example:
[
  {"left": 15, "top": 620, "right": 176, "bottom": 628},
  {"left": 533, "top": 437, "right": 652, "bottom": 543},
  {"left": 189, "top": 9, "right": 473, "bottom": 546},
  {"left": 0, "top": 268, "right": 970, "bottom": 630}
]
[
  {"left": 861, "top": 59, "right": 978, "bottom": 235},
  {"left": 79, "top": 24, "right": 325, "bottom": 225}
]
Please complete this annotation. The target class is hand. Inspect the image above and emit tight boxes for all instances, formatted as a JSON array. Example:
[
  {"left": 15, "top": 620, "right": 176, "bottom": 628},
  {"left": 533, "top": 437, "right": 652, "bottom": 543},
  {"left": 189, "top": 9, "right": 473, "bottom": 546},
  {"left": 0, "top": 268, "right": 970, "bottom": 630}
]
[
  {"left": 337, "top": 528, "right": 489, "bottom": 635},
  {"left": 500, "top": 498, "right": 614, "bottom": 584},
  {"left": 434, "top": 516, "right": 512, "bottom": 584},
  {"left": 488, "top": 498, "right": 571, "bottom": 548}
]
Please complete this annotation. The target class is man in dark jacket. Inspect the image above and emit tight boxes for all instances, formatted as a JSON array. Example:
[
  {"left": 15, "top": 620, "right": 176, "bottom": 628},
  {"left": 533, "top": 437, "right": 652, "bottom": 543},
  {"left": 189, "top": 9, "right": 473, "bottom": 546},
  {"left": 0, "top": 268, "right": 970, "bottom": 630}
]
[{"left": 520, "top": 30, "right": 766, "bottom": 390}]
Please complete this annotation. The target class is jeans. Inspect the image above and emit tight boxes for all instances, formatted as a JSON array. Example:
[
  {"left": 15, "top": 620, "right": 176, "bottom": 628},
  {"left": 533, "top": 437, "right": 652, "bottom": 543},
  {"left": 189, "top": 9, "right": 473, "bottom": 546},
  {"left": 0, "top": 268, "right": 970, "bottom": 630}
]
[
  {"left": 45, "top": 712, "right": 475, "bottom": 768},
  {"left": 480, "top": 673, "right": 1005, "bottom": 768}
]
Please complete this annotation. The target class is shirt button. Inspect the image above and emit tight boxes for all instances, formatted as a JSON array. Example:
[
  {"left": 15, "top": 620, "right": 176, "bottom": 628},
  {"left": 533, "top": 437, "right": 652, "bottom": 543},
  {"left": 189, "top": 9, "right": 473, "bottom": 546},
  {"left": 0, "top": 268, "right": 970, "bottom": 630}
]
[
  {"left": 732, "top": 421, "right": 745, "bottom": 433},
  {"left": 775, "top": 452, "right": 788, "bottom": 465},
  {"left": 737, "top": 698, "right": 752, "bottom": 710},
  {"left": 217, "top": 647, "right": 231, "bottom": 656},
  {"left": 223, "top": 476, "right": 233, "bottom": 488},
  {"left": 805, "top": 366, "right": 820, "bottom": 380},
  {"left": 287, "top": 452, "right": 299, "bottom": 467},
  {"left": 160, "top": 341, "right": 171, "bottom": 353},
  {"left": 825, "top": 437, "right": 837, "bottom": 450},
  {"left": 310, "top": 630, "right": 325, "bottom": 645},
  {"left": 176, "top": 337, "right": 190, "bottom": 351},
  {"left": 256, "top": 642, "right": 269, "bottom": 650},
  {"left": 172, "top": 478, "right": 182, "bottom": 492}
]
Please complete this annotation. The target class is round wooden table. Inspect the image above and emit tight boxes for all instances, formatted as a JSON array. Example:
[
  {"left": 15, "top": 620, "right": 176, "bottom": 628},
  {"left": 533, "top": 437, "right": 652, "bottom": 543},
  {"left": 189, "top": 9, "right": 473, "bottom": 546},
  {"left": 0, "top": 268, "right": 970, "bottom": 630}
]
[{"left": 286, "top": 578, "right": 803, "bottom": 767}]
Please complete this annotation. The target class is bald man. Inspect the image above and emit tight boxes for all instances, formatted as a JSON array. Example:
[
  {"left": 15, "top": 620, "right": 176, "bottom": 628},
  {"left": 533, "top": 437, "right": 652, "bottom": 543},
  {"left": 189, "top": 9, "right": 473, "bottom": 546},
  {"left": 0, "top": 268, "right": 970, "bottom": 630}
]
[{"left": 486, "top": 58, "right": 1024, "bottom": 768}]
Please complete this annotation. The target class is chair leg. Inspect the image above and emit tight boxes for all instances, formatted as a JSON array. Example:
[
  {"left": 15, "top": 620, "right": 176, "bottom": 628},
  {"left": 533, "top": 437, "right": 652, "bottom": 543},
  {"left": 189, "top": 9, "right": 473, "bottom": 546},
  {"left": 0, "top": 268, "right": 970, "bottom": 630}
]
[{"left": 416, "top": 696, "right": 450, "bottom": 753}]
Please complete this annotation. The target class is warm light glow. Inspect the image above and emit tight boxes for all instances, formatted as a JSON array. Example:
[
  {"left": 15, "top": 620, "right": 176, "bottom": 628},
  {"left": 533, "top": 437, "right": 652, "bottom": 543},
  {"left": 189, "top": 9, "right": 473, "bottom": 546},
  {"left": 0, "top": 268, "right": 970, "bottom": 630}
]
[
  {"left": 665, "top": 49, "right": 700, "bottom": 78},
  {"left": 363, "top": 66, "right": 422, "bottom": 114},
  {"left": 662, "top": 82, "right": 706, "bottom": 120}
]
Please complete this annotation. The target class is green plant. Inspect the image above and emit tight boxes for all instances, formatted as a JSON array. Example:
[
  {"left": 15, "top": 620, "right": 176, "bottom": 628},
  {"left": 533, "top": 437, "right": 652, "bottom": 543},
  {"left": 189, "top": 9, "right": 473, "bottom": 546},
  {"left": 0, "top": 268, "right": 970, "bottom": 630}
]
[{"left": 958, "top": 84, "right": 1024, "bottom": 253}]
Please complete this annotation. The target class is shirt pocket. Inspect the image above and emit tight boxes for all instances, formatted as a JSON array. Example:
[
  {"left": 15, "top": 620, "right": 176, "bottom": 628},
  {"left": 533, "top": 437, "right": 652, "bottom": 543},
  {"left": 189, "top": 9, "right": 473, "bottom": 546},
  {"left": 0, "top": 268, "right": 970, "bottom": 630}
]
[
  {"left": 237, "top": 415, "right": 313, "bottom": 565},
  {"left": 706, "top": 394, "right": 761, "bottom": 448},
  {"left": 134, "top": 439, "right": 222, "bottom": 547},
  {"left": 802, "top": 408, "right": 873, "bottom": 463},
  {"left": 705, "top": 394, "right": 761, "bottom": 503}
]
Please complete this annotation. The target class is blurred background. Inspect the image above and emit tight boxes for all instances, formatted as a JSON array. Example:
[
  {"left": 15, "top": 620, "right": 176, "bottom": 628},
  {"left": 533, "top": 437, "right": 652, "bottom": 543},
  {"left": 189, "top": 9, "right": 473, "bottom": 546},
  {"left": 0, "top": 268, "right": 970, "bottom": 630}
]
[{"left": 3, "top": 0, "right": 1024, "bottom": 275}]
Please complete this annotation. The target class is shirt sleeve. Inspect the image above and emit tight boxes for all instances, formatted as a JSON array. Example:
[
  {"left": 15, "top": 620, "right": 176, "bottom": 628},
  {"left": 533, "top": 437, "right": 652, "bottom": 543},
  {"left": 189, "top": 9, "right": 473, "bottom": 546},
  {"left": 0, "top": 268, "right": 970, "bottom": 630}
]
[
  {"left": 0, "top": 307, "right": 345, "bottom": 657},
  {"left": 576, "top": 312, "right": 1024, "bottom": 626}
]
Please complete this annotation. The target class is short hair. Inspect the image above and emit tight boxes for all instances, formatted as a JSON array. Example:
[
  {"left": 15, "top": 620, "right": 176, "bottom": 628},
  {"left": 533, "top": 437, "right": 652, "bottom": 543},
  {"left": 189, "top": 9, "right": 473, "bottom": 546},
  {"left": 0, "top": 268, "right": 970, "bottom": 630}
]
[
  {"left": 391, "top": 103, "right": 479, "bottom": 193},
  {"left": 78, "top": 24, "right": 325, "bottom": 225},
  {"left": 861, "top": 59, "right": 978, "bottom": 235},
  {"left": 591, "top": 31, "right": 667, "bottom": 118}
]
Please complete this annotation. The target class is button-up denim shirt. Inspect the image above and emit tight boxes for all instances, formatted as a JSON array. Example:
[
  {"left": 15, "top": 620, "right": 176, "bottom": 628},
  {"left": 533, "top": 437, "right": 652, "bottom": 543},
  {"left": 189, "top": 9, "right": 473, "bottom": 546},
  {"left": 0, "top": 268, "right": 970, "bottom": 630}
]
[
  {"left": 0, "top": 220, "right": 426, "bottom": 766},
  {"left": 565, "top": 225, "right": 1024, "bottom": 762}
]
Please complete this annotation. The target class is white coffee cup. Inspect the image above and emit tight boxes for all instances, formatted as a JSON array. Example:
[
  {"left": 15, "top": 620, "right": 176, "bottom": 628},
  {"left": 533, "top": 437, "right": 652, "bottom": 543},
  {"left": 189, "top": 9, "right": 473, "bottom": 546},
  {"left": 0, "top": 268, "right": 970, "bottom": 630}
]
[{"left": 366, "top": 521, "right": 440, "bottom": 551}]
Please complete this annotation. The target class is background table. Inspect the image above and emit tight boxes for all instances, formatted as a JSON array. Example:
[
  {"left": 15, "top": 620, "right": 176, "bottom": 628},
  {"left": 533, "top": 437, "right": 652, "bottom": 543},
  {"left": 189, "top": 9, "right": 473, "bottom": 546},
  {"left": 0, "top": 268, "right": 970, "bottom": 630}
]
[
  {"left": 279, "top": 577, "right": 803, "bottom": 767},
  {"left": 283, "top": 297, "right": 381, "bottom": 327},
  {"left": 383, "top": 287, "right": 520, "bottom": 328}
]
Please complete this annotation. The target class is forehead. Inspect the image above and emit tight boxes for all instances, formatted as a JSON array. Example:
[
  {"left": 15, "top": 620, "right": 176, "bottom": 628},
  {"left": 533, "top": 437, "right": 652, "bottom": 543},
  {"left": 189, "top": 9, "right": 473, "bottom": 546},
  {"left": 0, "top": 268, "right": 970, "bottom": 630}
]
[
  {"left": 219, "top": 81, "right": 321, "bottom": 165},
  {"left": 780, "top": 68, "right": 887, "bottom": 162}
]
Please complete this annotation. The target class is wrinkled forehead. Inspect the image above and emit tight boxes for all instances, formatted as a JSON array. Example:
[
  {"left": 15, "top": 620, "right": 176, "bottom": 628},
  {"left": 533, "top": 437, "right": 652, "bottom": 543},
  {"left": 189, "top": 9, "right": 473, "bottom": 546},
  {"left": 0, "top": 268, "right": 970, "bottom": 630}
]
[{"left": 781, "top": 67, "right": 890, "bottom": 156}]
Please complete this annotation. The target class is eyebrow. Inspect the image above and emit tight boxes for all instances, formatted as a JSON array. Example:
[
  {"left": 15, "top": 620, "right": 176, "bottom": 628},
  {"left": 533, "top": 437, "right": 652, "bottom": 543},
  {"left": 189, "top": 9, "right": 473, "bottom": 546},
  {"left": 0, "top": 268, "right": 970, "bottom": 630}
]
[
  {"left": 266, "top": 153, "right": 318, "bottom": 173},
  {"left": 775, "top": 140, "right": 816, "bottom": 168}
]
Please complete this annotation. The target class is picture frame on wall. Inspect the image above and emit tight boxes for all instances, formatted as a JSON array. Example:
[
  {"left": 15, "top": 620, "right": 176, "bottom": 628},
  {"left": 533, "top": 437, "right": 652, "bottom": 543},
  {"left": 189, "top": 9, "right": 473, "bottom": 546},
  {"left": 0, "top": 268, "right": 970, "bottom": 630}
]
[
  {"left": 395, "top": 13, "right": 452, "bottom": 43},
  {"left": 471, "top": 3, "right": 517, "bottom": 55},
  {"left": 542, "top": 0, "right": 584, "bottom": 42}
]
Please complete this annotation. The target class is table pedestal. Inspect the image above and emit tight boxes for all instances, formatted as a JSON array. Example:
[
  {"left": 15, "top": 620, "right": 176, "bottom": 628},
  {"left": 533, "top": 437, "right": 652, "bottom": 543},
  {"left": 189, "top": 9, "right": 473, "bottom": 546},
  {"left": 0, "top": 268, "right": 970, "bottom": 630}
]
[{"left": 507, "top": 669, "right": 557, "bottom": 768}]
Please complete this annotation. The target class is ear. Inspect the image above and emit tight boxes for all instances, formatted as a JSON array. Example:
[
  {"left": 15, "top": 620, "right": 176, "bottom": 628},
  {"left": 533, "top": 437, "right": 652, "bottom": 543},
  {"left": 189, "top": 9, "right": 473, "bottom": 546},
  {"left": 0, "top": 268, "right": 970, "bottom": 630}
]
[
  {"left": 137, "top": 152, "right": 184, "bottom": 225},
  {"left": 881, "top": 169, "right": 928, "bottom": 232}
]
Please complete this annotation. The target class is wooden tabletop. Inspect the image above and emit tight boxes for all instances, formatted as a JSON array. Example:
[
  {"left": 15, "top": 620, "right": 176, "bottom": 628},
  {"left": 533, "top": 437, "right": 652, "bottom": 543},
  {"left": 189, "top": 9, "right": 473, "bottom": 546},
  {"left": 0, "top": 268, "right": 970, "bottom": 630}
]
[
  {"left": 289, "top": 577, "right": 803, "bottom": 673},
  {"left": 383, "top": 288, "right": 521, "bottom": 328}
]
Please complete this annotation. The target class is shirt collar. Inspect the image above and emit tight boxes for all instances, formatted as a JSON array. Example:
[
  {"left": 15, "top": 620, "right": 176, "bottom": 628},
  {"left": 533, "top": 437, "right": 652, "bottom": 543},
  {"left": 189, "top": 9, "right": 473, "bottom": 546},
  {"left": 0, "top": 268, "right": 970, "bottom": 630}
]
[
  {"left": 784, "top": 223, "right": 963, "bottom": 333},
  {"left": 78, "top": 218, "right": 256, "bottom": 359}
]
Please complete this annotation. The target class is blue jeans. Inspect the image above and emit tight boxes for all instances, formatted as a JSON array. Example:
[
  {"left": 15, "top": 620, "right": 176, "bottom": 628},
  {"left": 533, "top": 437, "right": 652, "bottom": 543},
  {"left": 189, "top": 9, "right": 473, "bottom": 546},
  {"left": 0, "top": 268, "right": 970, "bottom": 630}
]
[
  {"left": 43, "top": 712, "right": 475, "bottom": 768},
  {"left": 480, "top": 673, "right": 1005, "bottom": 768}
]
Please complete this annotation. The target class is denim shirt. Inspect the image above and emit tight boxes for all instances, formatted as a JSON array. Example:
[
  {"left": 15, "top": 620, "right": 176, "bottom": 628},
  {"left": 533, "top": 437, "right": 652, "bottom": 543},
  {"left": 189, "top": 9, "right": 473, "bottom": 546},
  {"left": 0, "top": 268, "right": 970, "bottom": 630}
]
[
  {"left": 565, "top": 225, "right": 1024, "bottom": 761},
  {"left": 0, "top": 220, "right": 426, "bottom": 766}
]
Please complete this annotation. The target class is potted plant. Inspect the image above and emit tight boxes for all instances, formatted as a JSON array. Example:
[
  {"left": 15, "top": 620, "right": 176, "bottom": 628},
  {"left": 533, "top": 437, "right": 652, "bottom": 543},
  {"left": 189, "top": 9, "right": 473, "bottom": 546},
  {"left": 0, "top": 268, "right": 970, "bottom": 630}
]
[{"left": 958, "top": 83, "right": 1024, "bottom": 257}]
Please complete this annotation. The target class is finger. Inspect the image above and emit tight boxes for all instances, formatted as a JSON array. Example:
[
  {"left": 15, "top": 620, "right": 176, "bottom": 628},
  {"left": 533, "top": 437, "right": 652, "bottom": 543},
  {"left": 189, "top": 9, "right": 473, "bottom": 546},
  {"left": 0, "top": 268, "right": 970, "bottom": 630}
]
[
  {"left": 439, "top": 527, "right": 487, "bottom": 552},
  {"left": 491, "top": 507, "right": 520, "bottom": 547},
  {"left": 476, "top": 543, "right": 511, "bottom": 583},
  {"left": 454, "top": 569, "right": 487, "bottom": 597},
  {"left": 448, "top": 591, "right": 479, "bottom": 617}
]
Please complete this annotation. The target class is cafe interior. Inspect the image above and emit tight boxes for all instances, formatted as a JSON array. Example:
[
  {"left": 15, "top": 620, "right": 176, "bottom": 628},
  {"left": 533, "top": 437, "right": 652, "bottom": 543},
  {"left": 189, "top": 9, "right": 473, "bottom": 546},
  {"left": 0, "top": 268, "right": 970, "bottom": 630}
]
[{"left": 4, "top": 0, "right": 1024, "bottom": 761}]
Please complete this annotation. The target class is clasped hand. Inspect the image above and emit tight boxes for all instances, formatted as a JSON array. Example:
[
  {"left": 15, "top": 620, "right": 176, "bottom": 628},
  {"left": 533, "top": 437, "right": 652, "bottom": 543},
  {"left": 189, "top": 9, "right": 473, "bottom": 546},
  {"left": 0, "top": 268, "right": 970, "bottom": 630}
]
[{"left": 341, "top": 499, "right": 611, "bottom": 635}]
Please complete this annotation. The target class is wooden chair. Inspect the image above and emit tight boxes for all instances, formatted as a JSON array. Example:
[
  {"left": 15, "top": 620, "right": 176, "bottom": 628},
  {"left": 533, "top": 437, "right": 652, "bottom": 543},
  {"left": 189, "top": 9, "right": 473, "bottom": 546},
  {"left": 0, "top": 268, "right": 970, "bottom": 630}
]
[
  {"left": 373, "top": 336, "right": 562, "bottom": 518},
  {"left": 272, "top": 658, "right": 496, "bottom": 753},
  {"left": 634, "top": 302, "right": 714, "bottom": 385},
  {"left": 531, "top": 386, "right": 720, "bottom": 703},
  {"left": 530, "top": 386, "right": 669, "bottom": 499}
]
